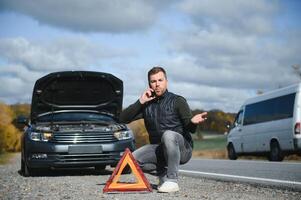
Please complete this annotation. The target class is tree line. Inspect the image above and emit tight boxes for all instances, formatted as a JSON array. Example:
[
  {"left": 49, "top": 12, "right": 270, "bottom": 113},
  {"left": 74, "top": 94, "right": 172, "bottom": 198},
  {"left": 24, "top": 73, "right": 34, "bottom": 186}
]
[
  {"left": 0, "top": 103, "right": 30, "bottom": 153},
  {"left": 192, "top": 109, "right": 235, "bottom": 133},
  {"left": 0, "top": 103, "right": 236, "bottom": 153}
]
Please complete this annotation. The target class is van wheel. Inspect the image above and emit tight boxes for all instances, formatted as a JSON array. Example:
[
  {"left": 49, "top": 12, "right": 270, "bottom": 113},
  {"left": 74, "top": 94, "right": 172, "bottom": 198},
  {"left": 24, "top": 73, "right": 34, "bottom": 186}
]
[
  {"left": 227, "top": 144, "right": 237, "bottom": 160},
  {"left": 269, "top": 141, "right": 284, "bottom": 162}
]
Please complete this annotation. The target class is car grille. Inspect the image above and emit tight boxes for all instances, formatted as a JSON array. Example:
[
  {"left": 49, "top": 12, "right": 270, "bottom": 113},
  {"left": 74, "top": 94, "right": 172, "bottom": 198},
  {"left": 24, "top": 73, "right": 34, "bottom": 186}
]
[
  {"left": 51, "top": 131, "right": 117, "bottom": 143},
  {"left": 55, "top": 153, "right": 120, "bottom": 163}
]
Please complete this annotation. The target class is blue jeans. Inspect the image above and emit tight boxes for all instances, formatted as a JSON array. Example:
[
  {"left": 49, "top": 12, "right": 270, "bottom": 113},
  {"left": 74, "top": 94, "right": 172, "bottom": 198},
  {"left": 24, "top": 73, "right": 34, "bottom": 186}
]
[{"left": 133, "top": 130, "right": 192, "bottom": 181}]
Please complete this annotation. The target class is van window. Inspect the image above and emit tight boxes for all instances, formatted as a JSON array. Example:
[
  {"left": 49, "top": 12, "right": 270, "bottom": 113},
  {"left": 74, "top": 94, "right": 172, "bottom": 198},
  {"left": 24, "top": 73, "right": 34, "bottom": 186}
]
[
  {"left": 234, "top": 110, "right": 243, "bottom": 127},
  {"left": 243, "top": 93, "right": 295, "bottom": 125}
]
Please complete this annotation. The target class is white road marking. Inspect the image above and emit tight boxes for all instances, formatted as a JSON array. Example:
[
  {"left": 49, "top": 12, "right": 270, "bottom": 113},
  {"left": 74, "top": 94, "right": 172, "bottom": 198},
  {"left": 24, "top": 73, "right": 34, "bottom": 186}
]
[
  {"left": 179, "top": 169, "right": 301, "bottom": 186},
  {"left": 190, "top": 158, "right": 301, "bottom": 165}
]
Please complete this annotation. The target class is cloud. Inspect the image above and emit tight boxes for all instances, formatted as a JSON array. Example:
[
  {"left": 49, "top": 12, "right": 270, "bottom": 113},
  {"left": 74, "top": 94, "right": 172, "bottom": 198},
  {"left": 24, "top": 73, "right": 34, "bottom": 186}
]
[
  {"left": 0, "top": 36, "right": 138, "bottom": 104},
  {"left": 0, "top": 37, "right": 133, "bottom": 72},
  {"left": 1, "top": 0, "right": 300, "bottom": 113},
  {"left": 165, "top": 32, "right": 299, "bottom": 88},
  {"left": 171, "top": 29, "right": 258, "bottom": 59},
  {"left": 0, "top": 64, "right": 42, "bottom": 103},
  {"left": 163, "top": 0, "right": 300, "bottom": 101},
  {"left": 162, "top": 56, "right": 298, "bottom": 112},
  {"left": 0, "top": 0, "right": 173, "bottom": 33},
  {"left": 178, "top": 0, "right": 277, "bottom": 35},
  {"left": 169, "top": 80, "right": 251, "bottom": 112}
]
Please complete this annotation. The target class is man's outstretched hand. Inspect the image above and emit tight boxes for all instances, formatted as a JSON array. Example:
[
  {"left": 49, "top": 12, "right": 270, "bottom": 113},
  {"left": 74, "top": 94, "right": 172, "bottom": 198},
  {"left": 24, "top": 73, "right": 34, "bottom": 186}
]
[{"left": 191, "top": 112, "right": 207, "bottom": 124}]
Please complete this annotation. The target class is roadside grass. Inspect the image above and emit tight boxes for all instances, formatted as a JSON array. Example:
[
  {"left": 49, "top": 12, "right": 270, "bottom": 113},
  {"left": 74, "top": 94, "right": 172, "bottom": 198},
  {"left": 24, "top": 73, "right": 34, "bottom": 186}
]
[
  {"left": 193, "top": 135, "right": 227, "bottom": 151},
  {"left": 192, "top": 134, "right": 228, "bottom": 159}
]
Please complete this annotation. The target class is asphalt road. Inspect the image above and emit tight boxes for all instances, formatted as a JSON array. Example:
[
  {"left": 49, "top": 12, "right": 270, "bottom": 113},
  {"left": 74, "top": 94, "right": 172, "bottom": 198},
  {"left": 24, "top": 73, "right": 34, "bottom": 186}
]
[{"left": 180, "top": 158, "right": 301, "bottom": 191}]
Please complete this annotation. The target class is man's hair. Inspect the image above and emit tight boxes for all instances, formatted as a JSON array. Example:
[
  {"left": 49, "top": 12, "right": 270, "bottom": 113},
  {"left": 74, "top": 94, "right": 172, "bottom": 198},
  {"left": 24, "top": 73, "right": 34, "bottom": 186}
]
[{"left": 148, "top": 66, "right": 167, "bottom": 83}]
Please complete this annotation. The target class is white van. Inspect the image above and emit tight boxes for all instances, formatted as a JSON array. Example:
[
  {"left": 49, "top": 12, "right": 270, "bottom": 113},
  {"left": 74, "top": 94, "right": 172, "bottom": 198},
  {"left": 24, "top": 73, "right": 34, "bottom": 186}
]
[{"left": 227, "top": 83, "right": 301, "bottom": 161}]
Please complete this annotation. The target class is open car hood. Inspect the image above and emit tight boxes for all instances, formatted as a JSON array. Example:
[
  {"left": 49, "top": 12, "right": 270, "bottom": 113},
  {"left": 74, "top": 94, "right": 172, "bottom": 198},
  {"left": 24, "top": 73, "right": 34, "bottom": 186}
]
[{"left": 31, "top": 71, "right": 123, "bottom": 122}]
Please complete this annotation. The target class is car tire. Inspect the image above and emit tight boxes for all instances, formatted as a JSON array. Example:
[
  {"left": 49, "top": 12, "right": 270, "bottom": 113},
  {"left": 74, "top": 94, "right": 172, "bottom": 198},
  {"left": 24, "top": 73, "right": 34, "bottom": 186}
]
[
  {"left": 269, "top": 141, "right": 284, "bottom": 162},
  {"left": 21, "top": 158, "right": 34, "bottom": 177},
  {"left": 227, "top": 144, "right": 238, "bottom": 160}
]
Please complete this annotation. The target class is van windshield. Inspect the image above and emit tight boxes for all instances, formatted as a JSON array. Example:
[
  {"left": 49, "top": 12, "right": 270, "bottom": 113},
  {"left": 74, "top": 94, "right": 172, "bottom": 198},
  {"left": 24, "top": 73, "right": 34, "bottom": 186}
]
[{"left": 233, "top": 110, "right": 243, "bottom": 127}]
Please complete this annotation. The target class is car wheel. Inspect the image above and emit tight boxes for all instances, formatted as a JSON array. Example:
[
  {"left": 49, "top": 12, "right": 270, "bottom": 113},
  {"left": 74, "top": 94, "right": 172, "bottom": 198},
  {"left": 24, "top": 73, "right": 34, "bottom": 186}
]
[
  {"left": 21, "top": 158, "right": 25, "bottom": 175},
  {"left": 269, "top": 141, "right": 284, "bottom": 162},
  {"left": 21, "top": 158, "right": 33, "bottom": 177},
  {"left": 227, "top": 144, "right": 238, "bottom": 160}
]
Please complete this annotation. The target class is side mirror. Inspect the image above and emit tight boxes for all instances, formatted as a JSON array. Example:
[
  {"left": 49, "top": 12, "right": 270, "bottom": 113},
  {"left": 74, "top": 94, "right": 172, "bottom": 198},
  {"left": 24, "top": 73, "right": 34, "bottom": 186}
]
[
  {"left": 225, "top": 121, "right": 232, "bottom": 130},
  {"left": 17, "top": 115, "right": 29, "bottom": 126}
]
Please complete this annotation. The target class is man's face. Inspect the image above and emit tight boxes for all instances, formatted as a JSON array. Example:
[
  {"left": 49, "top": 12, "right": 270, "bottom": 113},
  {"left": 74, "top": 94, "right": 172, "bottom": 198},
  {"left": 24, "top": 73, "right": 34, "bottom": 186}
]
[{"left": 149, "top": 71, "right": 168, "bottom": 97}]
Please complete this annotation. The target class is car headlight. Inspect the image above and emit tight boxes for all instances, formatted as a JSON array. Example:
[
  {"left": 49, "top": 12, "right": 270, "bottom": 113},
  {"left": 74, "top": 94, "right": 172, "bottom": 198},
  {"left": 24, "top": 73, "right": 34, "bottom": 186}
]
[
  {"left": 113, "top": 129, "right": 133, "bottom": 140},
  {"left": 30, "top": 132, "right": 53, "bottom": 142}
]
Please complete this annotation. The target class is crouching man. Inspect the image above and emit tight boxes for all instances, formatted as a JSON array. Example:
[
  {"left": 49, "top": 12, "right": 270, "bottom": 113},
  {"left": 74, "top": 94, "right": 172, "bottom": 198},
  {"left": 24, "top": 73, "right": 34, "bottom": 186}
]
[{"left": 120, "top": 66, "right": 207, "bottom": 193}]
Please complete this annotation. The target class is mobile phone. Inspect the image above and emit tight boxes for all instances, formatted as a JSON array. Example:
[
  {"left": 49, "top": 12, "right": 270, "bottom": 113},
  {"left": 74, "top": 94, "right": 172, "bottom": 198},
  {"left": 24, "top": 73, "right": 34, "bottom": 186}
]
[
  {"left": 151, "top": 91, "right": 156, "bottom": 97},
  {"left": 150, "top": 91, "right": 156, "bottom": 97}
]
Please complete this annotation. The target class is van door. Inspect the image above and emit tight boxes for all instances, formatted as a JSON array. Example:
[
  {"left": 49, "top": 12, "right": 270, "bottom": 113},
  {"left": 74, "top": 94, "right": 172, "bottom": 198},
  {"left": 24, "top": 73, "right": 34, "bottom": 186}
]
[
  {"left": 241, "top": 124, "right": 258, "bottom": 153},
  {"left": 228, "top": 110, "right": 244, "bottom": 153},
  {"left": 241, "top": 102, "right": 258, "bottom": 153}
]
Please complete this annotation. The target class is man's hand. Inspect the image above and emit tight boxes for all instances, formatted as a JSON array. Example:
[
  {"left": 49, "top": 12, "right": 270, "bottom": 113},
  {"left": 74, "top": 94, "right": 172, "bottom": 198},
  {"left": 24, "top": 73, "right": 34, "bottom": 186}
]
[
  {"left": 139, "top": 88, "right": 156, "bottom": 104},
  {"left": 191, "top": 112, "right": 207, "bottom": 124}
]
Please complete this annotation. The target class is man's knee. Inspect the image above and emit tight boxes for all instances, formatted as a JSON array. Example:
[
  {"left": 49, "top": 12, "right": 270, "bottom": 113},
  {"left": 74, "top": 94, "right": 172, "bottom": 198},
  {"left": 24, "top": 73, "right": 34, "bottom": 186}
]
[
  {"left": 132, "top": 150, "right": 138, "bottom": 160},
  {"left": 161, "top": 130, "right": 178, "bottom": 143},
  {"left": 132, "top": 148, "right": 143, "bottom": 163}
]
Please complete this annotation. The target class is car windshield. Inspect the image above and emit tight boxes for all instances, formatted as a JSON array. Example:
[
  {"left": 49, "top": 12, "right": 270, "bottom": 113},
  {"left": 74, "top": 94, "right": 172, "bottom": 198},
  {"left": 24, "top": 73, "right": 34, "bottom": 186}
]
[{"left": 37, "top": 112, "right": 114, "bottom": 123}]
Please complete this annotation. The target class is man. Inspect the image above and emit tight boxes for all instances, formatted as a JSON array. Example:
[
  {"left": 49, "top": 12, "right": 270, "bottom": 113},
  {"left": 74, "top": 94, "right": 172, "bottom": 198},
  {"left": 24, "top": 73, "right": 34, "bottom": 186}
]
[{"left": 120, "top": 66, "right": 207, "bottom": 193}]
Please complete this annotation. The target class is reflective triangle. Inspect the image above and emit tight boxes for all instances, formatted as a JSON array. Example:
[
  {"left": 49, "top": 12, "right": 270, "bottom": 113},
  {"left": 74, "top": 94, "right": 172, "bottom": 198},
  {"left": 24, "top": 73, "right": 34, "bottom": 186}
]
[{"left": 103, "top": 148, "right": 153, "bottom": 193}]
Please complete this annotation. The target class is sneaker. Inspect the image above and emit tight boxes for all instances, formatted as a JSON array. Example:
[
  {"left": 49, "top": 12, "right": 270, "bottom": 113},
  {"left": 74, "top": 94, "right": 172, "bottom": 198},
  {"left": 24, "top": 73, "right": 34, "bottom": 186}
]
[
  {"left": 158, "top": 181, "right": 179, "bottom": 193},
  {"left": 157, "top": 176, "right": 166, "bottom": 189}
]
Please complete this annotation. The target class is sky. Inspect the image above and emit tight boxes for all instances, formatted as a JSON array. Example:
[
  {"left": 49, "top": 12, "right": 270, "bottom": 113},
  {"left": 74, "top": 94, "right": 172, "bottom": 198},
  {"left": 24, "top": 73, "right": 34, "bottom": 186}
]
[{"left": 0, "top": 0, "right": 300, "bottom": 113}]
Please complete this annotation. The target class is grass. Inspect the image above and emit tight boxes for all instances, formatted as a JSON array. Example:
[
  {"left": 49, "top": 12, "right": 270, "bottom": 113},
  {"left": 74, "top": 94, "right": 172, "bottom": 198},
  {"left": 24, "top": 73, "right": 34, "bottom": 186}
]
[
  {"left": 193, "top": 135, "right": 227, "bottom": 151},
  {"left": 192, "top": 135, "right": 228, "bottom": 159}
]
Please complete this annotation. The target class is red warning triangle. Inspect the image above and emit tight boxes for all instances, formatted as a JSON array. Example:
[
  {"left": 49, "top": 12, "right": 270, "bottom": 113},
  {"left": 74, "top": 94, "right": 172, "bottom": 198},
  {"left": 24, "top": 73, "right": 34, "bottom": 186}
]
[{"left": 103, "top": 148, "right": 153, "bottom": 193}]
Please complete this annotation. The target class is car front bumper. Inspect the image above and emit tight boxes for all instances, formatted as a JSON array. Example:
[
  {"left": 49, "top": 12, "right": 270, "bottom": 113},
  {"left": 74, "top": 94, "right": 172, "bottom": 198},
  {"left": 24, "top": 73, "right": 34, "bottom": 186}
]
[{"left": 24, "top": 139, "right": 135, "bottom": 169}]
